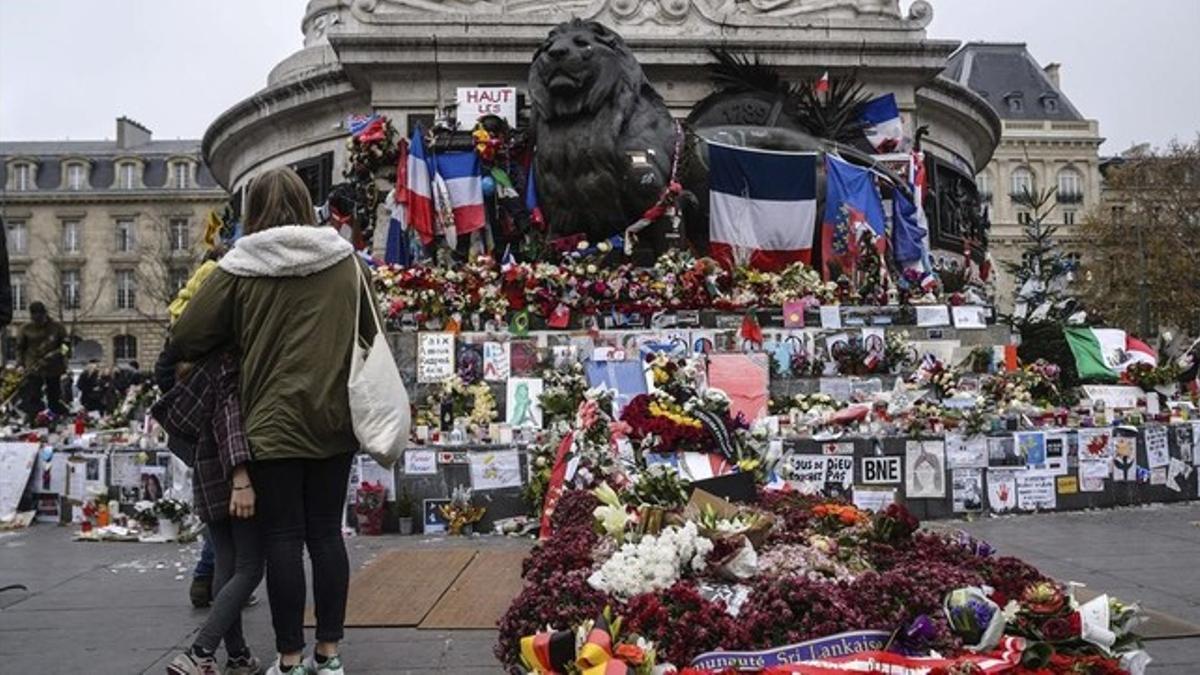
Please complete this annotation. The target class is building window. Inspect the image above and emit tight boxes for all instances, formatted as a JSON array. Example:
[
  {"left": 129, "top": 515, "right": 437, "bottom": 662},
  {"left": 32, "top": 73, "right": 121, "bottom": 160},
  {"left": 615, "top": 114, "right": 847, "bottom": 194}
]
[
  {"left": 976, "top": 172, "right": 992, "bottom": 201},
  {"left": 1017, "top": 210, "right": 1033, "bottom": 226},
  {"left": 1010, "top": 167, "right": 1035, "bottom": 198},
  {"left": 1057, "top": 169, "right": 1083, "bottom": 203},
  {"left": 115, "top": 219, "right": 136, "bottom": 253},
  {"left": 11, "top": 273, "right": 27, "bottom": 312},
  {"left": 169, "top": 267, "right": 191, "bottom": 294},
  {"left": 113, "top": 334, "right": 138, "bottom": 362},
  {"left": 171, "top": 162, "right": 191, "bottom": 189},
  {"left": 6, "top": 220, "right": 28, "bottom": 255},
  {"left": 116, "top": 162, "right": 137, "bottom": 189},
  {"left": 67, "top": 163, "right": 86, "bottom": 190},
  {"left": 1112, "top": 206, "right": 1126, "bottom": 224},
  {"left": 1063, "top": 210, "right": 1077, "bottom": 226},
  {"left": 61, "top": 220, "right": 81, "bottom": 254},
  {"left": 12, "top": 163, "right": 33, "bottom": 191},
  {"left": 169, "top": 218, "right": 189, "bottom": 252},
  {"left": 2, "top": 335, "right": 15, "bottom": 363},
  {"left": 61, "top": 269, "right": 82, "bottom": 310},
  {"left": 115, "top": 270, "right": 137, "bottom": 310}
]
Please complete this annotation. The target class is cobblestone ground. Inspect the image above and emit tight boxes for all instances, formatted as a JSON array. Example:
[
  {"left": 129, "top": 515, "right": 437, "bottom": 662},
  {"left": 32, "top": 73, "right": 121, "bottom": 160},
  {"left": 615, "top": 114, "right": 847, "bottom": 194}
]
[{"left": 2, "top": 504, "right": 1199, "bottom": 673}]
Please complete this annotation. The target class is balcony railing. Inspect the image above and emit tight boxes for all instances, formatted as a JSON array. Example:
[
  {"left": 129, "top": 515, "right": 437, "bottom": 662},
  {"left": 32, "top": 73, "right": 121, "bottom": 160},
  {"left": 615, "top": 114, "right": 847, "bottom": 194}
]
[{"left": 1057, "top": 191, "right": 1084, "bottom": 204}]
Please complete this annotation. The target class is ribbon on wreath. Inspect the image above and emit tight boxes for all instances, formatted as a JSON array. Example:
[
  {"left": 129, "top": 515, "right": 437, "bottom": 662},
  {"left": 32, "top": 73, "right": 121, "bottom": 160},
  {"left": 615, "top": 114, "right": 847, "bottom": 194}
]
[
  {"left": 522, "top": 613, "right": 632, "bottom": 675},
  {"left": 538, "top": 431, "right": 576, "bottom": 540},
  {"left": 760, "top": 635, "right": 1026, "bottom": 675}
]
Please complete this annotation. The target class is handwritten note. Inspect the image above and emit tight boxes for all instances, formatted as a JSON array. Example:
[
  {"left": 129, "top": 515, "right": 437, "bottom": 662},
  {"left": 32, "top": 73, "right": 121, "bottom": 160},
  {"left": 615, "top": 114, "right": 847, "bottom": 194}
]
[{"left": 417, "top": 332, "right": 455, "bottom": 383}]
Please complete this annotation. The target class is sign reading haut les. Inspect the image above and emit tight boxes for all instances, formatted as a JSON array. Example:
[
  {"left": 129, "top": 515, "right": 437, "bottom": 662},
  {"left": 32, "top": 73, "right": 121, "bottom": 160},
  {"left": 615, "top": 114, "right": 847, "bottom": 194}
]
[
  {"left": 691, "top": 630, "right": 891, "bottom": 669},
  {"left": 456, "top": 87, "right": 518, "bottom": 127}
]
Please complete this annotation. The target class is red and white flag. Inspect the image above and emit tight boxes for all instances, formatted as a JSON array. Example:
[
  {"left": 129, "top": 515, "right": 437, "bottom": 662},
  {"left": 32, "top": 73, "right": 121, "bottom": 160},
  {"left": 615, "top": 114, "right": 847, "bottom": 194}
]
[
  {"left": 815, "top": 71, "right": 830, "bottom": 94},
  {"left": 406, "top": 126, "right": 435, "bottom": 245}
]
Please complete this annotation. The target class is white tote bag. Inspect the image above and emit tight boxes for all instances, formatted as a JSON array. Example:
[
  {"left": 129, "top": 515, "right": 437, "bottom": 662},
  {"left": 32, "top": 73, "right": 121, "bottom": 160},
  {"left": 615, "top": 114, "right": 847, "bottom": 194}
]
[{"left": 347, "top": 261, "right": 411, "bottom": 468}]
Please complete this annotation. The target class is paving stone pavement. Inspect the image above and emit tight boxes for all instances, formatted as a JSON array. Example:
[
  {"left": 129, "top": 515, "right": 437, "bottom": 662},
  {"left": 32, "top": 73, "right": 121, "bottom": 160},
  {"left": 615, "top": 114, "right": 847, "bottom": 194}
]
[{"left": 3, "top": 504, "right": 1199, "bottom": 673}]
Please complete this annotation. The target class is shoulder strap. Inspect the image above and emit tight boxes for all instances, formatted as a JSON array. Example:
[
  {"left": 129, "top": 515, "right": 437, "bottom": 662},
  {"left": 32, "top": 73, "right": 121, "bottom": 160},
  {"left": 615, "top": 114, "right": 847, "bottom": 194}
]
[{"left": 353, "top": 259, "right": 385, "bottom": 341}]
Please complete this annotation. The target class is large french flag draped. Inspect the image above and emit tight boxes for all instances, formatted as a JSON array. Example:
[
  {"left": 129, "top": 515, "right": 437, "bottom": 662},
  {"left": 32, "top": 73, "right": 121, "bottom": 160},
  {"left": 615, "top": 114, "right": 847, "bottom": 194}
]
[
  {"left": 707, "top": 142, "right": 818, "bottom": 272},
  {"left": 859, "top": 94, "right": 904, "bottom": 154},
  {"left": 821, "top": 155, "right": 887, "bottom": 280},
  {"left": 406, "top": 126, "right": 435, "bottom": 245},
  {"left": 433, "top": 151, "right": 486, "bottom": 236}
]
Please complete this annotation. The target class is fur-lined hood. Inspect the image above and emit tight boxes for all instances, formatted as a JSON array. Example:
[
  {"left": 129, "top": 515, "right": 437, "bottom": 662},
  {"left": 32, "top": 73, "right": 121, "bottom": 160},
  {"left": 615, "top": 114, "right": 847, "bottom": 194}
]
[{"left": 218, "top": 225, "right": 353, "bottom": 278}]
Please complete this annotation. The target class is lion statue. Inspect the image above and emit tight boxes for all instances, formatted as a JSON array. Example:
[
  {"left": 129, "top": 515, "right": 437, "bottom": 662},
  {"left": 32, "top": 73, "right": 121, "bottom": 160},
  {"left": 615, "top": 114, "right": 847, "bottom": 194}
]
[{"left": 528, "top": 20, "right": 680, "bottom": 250}]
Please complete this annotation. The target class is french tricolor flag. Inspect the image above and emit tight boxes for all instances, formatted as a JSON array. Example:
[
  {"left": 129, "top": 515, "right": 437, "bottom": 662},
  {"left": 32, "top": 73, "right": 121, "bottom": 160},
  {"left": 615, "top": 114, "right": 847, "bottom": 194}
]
[
  {"left": 433, "top": 151, "right": 486, "bottom": 236},
  {"left": 707, "top": 142, "right": 818, "bottom": 272},
  {"left": 859, "top": 94, "right": 904, "bottom": 154},
  {"left": 406, "top": 126, "right": 435, "bottom": 245}
]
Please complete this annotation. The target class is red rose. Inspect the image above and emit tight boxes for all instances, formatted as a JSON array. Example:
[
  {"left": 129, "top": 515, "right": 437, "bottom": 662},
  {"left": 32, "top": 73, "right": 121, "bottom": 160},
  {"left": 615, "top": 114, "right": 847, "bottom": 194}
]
[{"left": 1068, "top": 611, "right": 1082, "bottom": 635}]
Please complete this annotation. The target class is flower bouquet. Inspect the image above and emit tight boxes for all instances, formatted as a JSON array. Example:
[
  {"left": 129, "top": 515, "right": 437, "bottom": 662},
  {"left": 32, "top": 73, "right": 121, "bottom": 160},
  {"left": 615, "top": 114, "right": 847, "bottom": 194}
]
[
  {"left": 355, "top": 481, "right": 387, "bottom": 535},
  {"left": 152, "top": 498, "right": 190, "bottom": 539},
  {"left": 439, "top": 485, "right": 485, "bottom": 535}
]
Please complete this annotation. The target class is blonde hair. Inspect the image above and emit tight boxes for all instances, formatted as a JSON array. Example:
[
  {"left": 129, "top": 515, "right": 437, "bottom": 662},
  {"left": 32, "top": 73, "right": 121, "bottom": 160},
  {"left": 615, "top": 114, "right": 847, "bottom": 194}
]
[{"left": 245, "top": 167, "right": 317, "bottom": 234}]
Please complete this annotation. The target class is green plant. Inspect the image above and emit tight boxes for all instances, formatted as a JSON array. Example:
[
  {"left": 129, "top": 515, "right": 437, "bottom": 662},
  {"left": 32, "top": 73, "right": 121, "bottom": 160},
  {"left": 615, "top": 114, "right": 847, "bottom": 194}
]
[{"left": 394, "top": 488, "right": 415, "bottom": 518}]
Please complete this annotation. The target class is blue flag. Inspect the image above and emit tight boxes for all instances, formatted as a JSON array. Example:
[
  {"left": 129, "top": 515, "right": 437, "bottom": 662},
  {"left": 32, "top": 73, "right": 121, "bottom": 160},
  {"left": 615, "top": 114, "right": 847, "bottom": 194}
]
[
  {"left": 821, "top": 155, "right": 887, "bottom": 279},
  {"left": 892, "top": 188, "right": 925, "bottom": 265}
]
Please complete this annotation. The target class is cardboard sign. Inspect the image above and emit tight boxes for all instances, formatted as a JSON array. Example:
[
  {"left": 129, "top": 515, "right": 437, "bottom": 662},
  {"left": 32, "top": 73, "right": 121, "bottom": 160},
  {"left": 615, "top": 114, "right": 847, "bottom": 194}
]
[
  {"left": 852, "top": 487, "right": 896, "bottom": 512},
  {"left": 456, "top": 86, "right": 517, "bottom": 127},
  {"left": 861, "top": 456, "right": 902, "bottom": 485},
  {"left": 483, "top": 341, "right": 511, "bottom": 381},
  {"left": 417, "top": 332, "right": 455, "bottom": 383},
  {"left": 1056, "top": 475, "right": 1079, "bottom": 495},
  {"left": 404, "top": 449, "right": 438, "bottom": 475},
  {"left": 1016, "top": 470, "right": 1057, "bottom": 510},
  {"left": 1080, "top": 385, "right": 1143, "bottom": 410}
]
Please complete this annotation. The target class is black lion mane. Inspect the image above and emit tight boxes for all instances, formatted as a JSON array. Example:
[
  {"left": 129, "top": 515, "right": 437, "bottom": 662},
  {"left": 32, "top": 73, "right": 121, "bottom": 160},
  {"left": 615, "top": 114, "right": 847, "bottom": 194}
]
[{"left": 528, "top": 20, "right": 676, "bottom": 244}]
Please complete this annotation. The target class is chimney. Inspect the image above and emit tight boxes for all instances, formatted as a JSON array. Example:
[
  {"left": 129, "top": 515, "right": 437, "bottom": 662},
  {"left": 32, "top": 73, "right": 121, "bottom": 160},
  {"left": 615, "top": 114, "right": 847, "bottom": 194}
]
[
  {"left": 1043, "top": 63, "right": 1061, "bottom": 89},
  {"left": 116, "top": 116, "right": 152, "bottom": 149}
]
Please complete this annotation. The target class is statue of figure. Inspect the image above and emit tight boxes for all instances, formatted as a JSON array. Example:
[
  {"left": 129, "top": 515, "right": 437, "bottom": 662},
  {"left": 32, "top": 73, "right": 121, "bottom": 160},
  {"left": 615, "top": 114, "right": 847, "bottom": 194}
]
[{"left": 528, "top": 20, "right": 679, "bottom": 248}]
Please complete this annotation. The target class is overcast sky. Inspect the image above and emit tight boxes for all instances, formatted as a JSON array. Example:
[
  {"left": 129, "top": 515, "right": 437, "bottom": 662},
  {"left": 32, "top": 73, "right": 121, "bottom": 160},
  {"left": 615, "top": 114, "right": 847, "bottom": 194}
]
[{"left": 1, "top": 0, "right": 1197, "bottom": 155}]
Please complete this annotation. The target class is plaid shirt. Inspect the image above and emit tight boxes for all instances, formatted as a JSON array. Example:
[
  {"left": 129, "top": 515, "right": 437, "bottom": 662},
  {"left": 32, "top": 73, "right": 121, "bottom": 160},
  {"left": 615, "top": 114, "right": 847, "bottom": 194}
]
[{"left": 150, "top": 352, "right": 252, "bottom": 523}]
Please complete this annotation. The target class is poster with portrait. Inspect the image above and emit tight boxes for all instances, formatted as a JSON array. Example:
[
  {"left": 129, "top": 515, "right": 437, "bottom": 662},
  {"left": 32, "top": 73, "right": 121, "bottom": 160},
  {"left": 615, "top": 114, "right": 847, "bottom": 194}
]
[
  {"left": 952, "top": 468, "right": 984, "bottom": 513},
  {"left": 905, "top": 440, "right": 945, "bottom": 499}
]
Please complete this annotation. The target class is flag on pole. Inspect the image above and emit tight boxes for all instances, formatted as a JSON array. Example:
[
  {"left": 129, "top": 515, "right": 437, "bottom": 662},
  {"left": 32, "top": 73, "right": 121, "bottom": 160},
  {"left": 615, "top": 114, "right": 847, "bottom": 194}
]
[
  {"left": 892, "top": 151, "right": 930, "bottom": 267},
  {"left": 433, "top": 151, "right": 486, "bottom": 236},
  {"left": 858, "top": 94, "right": 904, "bottom": 153},
  {"left": 1064, "top": 327, "right": 1159, "bottom": 381},
  {"left": 821, "top": 155, "right": 886, "bottom": 280},
  {"left": 706, "top": 142, "right": 818, "bottom": 271},
  {"left": 405, "top": 126, "right": 435, "bottom": 245},
  {"left": 525, "top": 166, "right": 544, "bottom": 227},
  {"left": 815, "top": 71, "right": 830, "bottom": 94}
]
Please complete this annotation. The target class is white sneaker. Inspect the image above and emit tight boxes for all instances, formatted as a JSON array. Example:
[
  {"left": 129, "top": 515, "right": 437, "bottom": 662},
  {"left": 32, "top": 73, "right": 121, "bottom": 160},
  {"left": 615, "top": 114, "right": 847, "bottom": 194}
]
[
  {"left": 304, "top": 654, "right": 345, "bottom": 675},
  {"left": 265, "top": 660, "right": 310, "bottom": 675}
]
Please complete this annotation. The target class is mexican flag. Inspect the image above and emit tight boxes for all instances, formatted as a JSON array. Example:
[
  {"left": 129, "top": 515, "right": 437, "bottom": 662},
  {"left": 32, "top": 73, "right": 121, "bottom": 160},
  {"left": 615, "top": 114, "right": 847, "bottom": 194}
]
[{"left": 1063, "top": 327, "right": 1157, "bottom": 381}]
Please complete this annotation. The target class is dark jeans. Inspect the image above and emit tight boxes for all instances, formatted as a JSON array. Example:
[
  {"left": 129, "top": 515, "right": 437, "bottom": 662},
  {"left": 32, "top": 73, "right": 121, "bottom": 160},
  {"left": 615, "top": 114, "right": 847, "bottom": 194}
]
[
  {"left": 251, "top": 452, "right": 354, "bottom": 654},
  {"left": 194, "top": 533, "right": 216, "bottom": 578},
  {"left": 22, "top": 374, "right": 66, "bottom": 421},
  {"left": 194, "top": 516, "right": 264, "bottom": 655}
]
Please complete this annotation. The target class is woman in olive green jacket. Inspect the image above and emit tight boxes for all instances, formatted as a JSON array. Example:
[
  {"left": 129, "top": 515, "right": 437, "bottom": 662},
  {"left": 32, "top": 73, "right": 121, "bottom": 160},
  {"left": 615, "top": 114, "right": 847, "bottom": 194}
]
[{"left": 173, "top": 168, "right": 372, "bottom": 675}]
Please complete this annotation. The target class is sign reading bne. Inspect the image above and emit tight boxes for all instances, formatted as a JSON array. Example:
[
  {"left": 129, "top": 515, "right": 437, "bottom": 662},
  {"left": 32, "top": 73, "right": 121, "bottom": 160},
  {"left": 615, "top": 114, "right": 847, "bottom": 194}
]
[{"left": 861, "top": 456, "right": 901, "bottom": 484}]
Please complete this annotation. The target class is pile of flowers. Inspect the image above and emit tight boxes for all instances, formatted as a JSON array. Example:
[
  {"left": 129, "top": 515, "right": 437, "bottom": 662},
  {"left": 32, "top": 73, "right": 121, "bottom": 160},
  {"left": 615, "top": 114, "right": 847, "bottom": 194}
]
[
  {"left": 374, "top": 250, "right": 867, "bottom": 327},
  {"left": 499, "top": 376, "right": 1150, "bottom": 674}
]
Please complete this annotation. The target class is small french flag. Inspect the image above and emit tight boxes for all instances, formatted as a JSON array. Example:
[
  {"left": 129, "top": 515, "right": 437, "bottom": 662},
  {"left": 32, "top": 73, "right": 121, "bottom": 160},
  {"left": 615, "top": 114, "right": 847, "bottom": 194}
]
[
  {"left": 859, "top": 93, "right": 904, "bottom": 153},
  {"left": 406, "top": 126, "right": 435, "bottom": 245},
  {"left": 815, "top": 71, "right": 830, "bottom": 94},
  {"left": 433, "top": 151, "right": 486, "bottom": 236}
]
